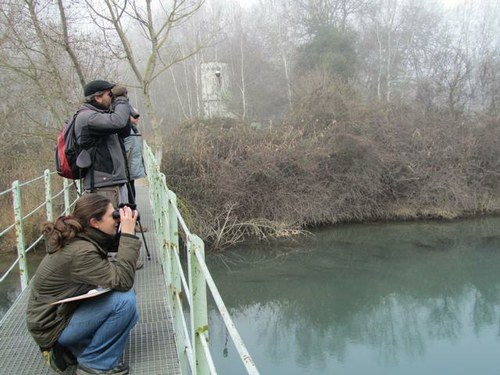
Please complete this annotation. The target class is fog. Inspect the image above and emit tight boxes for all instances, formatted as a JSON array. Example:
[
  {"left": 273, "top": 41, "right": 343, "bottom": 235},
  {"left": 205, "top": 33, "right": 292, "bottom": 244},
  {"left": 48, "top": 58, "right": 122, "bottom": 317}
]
[{"left": 0, "top": 0, "right": 499, "bottom": 182}]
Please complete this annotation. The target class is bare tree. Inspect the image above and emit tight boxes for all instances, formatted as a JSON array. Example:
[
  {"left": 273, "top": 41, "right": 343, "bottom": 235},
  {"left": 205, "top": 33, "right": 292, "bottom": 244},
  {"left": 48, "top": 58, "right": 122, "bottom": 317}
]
[
  {"left": 0, "top": 0, "right": 67, "bottom": 123},
  {"left": 429, "top": 45, "right": 472, "bottom": 119},
  {"left": 84, "top": 0, "right": 209, "bottom": 161},
  {"left": 254, "top": 0, "right": 296, "bottom": 110},
  {"left": 293, "top": 0, "right": 367, "bottom": 35},
  {"left": 0, "top": 0, "right": 115, "bottom": 121}
]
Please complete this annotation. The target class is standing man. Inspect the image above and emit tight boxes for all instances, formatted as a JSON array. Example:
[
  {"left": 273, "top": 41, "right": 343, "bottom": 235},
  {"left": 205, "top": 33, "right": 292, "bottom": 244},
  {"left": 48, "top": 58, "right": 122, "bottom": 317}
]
[
  {"left": 123, "top": 109, "right": 146, "bottom": 204},
  {"left": 124, "top": 111, "right": 148, "bottom": 233},
  {"left": 75, "top": 80, "right": 133, "bottom": 207}
]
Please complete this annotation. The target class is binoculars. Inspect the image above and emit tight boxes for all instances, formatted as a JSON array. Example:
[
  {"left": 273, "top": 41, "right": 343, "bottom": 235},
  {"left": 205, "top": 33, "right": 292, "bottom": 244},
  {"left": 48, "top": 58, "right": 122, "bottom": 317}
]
[{"left": 112, "top": 203, "right": 140, "bottom": 221}]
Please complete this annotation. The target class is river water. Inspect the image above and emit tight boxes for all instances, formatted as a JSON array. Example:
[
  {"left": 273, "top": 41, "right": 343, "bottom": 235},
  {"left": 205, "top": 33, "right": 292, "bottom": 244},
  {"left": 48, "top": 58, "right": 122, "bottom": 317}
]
[
  {"left": 0, "top": 250, "right": 44, "bottom": 320},
  {"left": 206, "top": 217, "right": 500, "bottom": 375}
]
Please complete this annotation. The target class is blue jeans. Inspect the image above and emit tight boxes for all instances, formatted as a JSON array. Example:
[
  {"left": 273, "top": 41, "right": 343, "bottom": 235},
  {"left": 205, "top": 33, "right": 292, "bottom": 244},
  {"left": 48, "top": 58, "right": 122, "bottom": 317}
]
[{"left": 58, "top": 290, "right": 139, "bottom": 370}]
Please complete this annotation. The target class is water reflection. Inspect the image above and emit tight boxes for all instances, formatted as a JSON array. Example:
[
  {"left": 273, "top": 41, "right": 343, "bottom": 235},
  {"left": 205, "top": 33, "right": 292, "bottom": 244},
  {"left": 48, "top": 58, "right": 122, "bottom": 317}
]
[
  {"left": 207, "top": 218, "right": 500, "bottom": 374},
  {"left": 0, "top": 250, "right": 45, "bottom": 320},
  {"left": 0, "top": 253, "right": 20, "bottom": 319}
]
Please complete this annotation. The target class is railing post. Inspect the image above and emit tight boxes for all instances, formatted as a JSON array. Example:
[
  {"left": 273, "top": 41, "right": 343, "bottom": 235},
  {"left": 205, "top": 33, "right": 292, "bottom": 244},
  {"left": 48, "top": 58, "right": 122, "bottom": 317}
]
[
  {"left": 44, "top": 169, "right": 54, "bottom": 221},
  {"left": 189, "top": 234, "right": 209, "bottom": 375},
  {"left": 63, "top": 178, "right": 71, "bottom": 215},
  {"left": 12, "top": 180, "right": 29, "bottom": 290},
  {"left": 150, "top": 172, "right": 161, "bottom": 259},
  {"left": 168, "top": 189, "right": 189, "bottom": 375},
  {"left": 160, "top": 174, "right": 172, "bottom": 286},
  {"left": 168, "top": 190, "right": 180, "bottom": 292}
]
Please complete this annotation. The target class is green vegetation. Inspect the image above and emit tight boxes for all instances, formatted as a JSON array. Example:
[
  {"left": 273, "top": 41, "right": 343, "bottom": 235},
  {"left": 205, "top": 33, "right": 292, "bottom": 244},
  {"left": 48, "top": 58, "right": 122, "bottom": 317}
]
[{"left": 296, "top": 27, "right": 358, "bottom": 81}]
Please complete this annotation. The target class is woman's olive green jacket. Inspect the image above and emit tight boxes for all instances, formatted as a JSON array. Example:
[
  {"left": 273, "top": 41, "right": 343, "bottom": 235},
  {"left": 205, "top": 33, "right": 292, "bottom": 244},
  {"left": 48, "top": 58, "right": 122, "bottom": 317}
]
[{"left": 26, "top": 228, "right": 141, "bottom": 350}]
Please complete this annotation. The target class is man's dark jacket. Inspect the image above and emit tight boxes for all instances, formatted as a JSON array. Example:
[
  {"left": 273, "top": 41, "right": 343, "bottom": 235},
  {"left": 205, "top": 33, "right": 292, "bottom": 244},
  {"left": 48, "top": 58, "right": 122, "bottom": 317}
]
[{"left": 74, "top": 96, "right": 131, "bottom": 190}]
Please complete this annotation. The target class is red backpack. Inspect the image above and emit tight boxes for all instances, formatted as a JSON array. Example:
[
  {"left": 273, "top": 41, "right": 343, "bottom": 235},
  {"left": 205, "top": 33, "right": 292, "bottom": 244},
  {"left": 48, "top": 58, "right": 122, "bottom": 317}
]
[{"left": 55, "top": 110, "right": 87, "bottom": 179}]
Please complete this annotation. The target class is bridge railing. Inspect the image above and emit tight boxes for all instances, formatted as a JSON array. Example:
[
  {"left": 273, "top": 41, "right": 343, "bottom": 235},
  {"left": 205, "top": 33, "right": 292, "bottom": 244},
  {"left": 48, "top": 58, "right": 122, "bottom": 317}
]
[
  {"left": 0, "top": 143, "right": 259, "bottom": 374},
  {"left": 0, "top": 172, "right": 78, "bottom": 292},
  {"left": 143, "top": 142, "right": 259, "bottom": 375}
]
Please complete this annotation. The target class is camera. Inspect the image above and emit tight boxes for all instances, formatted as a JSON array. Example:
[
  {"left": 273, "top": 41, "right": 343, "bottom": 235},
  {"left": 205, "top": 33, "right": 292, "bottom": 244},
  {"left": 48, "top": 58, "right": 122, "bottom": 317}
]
[{"left": 112, "top": 203, "right": 140, "bottom": 221}]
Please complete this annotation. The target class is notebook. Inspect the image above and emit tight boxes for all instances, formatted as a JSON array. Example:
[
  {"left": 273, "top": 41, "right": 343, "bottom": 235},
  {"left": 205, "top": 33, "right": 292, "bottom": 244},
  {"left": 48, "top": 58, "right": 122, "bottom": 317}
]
[{"left": 51, "top": 287, "right": 111, "bottom": 305}]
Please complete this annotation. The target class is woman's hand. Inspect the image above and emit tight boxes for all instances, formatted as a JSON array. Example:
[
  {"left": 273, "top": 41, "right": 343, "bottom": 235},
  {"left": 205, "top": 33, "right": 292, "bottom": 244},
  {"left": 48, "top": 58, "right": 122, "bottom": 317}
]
[{"left": 119, "top": 205, "right": 138, "bottom": 235}]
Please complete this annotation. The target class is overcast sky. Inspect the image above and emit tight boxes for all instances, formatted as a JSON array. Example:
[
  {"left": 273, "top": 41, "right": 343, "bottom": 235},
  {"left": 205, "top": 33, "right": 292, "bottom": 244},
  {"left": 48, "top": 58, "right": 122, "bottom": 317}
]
[
  {"left": 440, "top": 0, "right": 465, "bottom": 7},
  {"left": 239, "top": 0, "right": 468, "bottom": 11}
]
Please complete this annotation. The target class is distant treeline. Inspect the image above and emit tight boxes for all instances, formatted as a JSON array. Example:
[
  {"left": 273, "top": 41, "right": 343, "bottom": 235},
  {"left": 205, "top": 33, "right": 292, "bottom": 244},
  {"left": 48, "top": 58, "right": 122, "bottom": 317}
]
[{"left": 163, "top": 96, "right": 500, "bottom": 251}]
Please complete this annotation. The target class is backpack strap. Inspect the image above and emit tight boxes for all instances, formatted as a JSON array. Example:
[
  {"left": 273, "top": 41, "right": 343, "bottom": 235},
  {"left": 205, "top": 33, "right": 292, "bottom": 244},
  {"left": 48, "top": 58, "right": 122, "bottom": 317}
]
[
  {"left": 89, "top": 145, "right": 98, "bottom": 192},
  {"left": 72, "top": 107, "right": 97, "bottom": 190},
  {"left": 72, "top": 108, "right": 91, "bottom": 183}
]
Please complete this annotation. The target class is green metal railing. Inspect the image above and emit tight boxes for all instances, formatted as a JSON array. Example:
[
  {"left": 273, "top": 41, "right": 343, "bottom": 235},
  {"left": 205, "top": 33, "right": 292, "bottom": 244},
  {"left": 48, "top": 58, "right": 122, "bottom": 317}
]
[
  {"left": 0, "top": 172, "right": 79, "bottom": 289},
  {"left": 143, "top": 142, "right": 259, "bottom": 375},
  {"left": 0, "top": 142, "right": 259, "bottom": 374}
]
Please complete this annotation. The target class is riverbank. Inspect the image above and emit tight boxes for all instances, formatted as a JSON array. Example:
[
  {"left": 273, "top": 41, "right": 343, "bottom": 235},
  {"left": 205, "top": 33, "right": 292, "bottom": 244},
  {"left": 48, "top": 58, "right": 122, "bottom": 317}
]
[{"left": 162, "top": 114, "right": 500, "bottom": 251}]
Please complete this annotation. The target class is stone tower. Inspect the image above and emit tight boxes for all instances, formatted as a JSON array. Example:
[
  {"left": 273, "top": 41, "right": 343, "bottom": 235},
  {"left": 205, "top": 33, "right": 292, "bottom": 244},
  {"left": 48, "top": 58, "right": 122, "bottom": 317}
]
[{"left": 201, "top": 62, "right": 231, "bottom": 118}]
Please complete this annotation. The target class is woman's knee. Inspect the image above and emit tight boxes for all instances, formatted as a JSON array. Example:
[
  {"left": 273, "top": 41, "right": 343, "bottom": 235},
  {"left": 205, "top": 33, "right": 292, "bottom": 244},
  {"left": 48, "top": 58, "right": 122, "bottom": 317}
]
[{"left": 112, "top": 290, "right": 138, "bottom": 319}]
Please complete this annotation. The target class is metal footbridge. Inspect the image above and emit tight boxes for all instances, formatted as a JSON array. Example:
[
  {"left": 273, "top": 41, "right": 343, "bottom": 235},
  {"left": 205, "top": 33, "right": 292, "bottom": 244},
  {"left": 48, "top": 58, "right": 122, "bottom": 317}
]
[{"left": 0, "top": 143, "right": 259, "bottom": 374}]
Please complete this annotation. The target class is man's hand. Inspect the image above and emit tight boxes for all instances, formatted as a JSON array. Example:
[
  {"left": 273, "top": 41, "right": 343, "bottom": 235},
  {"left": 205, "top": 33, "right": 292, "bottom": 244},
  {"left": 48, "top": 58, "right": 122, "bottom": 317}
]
[{"left": 111, "top": 85, "right": 128, "bottom": 98}]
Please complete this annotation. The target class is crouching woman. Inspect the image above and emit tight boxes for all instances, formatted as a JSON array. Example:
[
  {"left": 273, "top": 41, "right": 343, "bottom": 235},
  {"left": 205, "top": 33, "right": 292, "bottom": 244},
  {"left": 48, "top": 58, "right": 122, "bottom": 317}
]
[{"left": 26, "top": 194, "right": 141, "bottom": 375}]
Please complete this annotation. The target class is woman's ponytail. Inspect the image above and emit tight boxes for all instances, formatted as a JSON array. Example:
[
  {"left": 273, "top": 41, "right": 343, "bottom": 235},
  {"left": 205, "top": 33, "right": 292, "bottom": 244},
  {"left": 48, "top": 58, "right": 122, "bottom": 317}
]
[
  {"left": 41, "top": 193, "right": 111, "bottom": 252},
  {"left": 41, "top": 215, "right": 83, "bottom": 251}
]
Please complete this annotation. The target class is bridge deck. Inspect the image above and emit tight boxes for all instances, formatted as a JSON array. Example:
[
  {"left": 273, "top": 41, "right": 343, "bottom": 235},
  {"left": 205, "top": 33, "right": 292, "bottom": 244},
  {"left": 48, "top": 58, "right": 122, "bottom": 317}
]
[{"left": 0, "top": 184, "right": 181, "bottom": 375}]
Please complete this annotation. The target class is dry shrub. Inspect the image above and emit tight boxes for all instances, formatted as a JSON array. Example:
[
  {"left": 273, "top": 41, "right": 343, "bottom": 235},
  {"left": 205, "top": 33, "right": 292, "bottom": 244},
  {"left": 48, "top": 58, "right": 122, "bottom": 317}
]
[
  {"left": 472, "top": 115, "right": 500, "bottom": 194},
  {"left": 291, "top": 70, "right": 366, "bottom": 128},
  {"left": 161, "top": 71, "right": 500, "bottom": 250},
  {"left": 164, "top": 118, "right": 389, "bottom": 250},
  {"left": 0, "top": 119, "right": 62, "bottom": 255},
  {"left": 378, "top": 109, "right": 499, "bottom": 218},
  {"left": 0, "top": 164, "right": 70, "bottom": 256}
]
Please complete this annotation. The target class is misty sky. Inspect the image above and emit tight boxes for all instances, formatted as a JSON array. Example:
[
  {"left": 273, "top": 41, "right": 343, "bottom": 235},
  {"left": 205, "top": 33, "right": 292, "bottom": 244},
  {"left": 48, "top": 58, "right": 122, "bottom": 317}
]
[{"left": 441, "top": 0, "right": 464, "bottom": 7}]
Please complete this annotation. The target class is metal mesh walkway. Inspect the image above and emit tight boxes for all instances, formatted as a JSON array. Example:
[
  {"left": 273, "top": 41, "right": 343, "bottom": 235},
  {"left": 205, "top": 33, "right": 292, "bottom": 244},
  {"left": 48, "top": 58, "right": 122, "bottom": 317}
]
[{"left": 0, "top": 184, "right": 181, "bottom": 375}]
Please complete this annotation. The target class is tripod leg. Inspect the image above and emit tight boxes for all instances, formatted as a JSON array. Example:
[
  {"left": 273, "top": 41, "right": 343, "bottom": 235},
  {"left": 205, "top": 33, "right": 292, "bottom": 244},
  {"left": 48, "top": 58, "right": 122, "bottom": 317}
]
[
  {"left": 124, "top": 182, "right": 150, "bottom": 260},
  {"left": 137, "top": 219, "right": 151, "bottom": 260}
]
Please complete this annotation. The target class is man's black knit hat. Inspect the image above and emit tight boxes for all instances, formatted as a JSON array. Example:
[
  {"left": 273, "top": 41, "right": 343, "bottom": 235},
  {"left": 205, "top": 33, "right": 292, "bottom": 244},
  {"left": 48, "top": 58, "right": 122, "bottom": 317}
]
[{"left": 83, "top": 80, "right": 115, "bottom": 97}]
